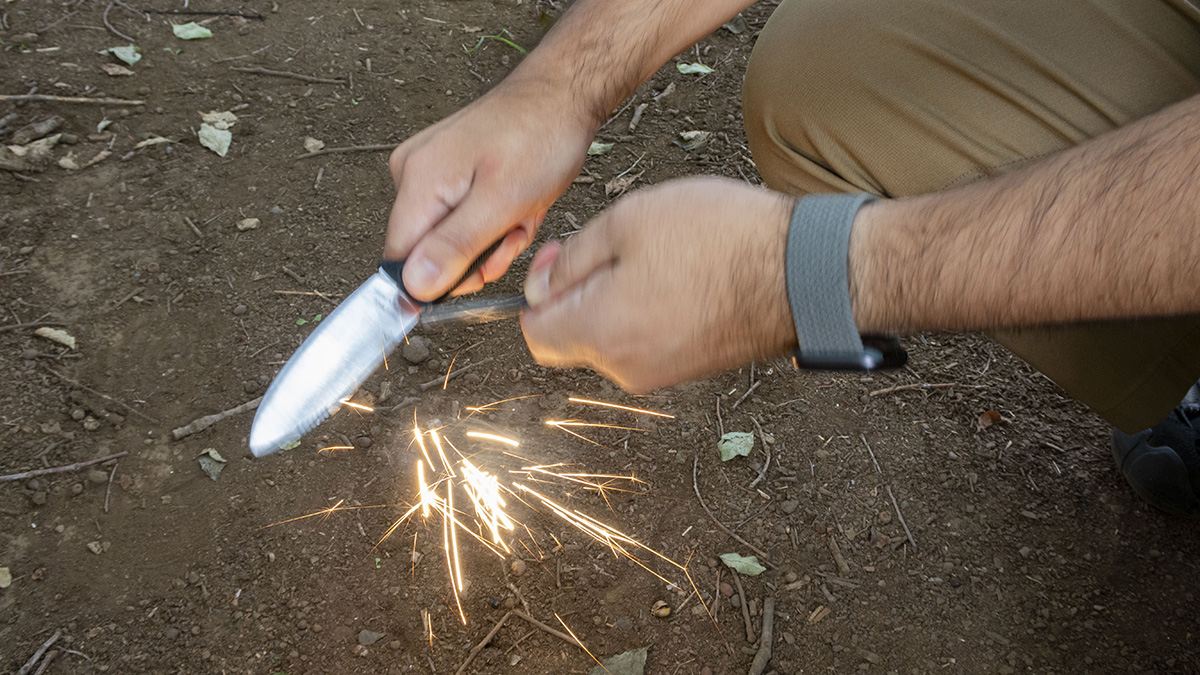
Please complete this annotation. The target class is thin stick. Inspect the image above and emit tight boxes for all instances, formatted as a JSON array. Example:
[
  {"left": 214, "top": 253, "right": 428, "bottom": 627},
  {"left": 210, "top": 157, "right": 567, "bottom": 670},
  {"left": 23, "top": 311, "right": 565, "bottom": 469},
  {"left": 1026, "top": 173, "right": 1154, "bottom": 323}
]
[
  {"left": 729, "top": 570, "right": 755, "bottom": 643},
  {"left": 692, "top": 456, "right": 775, "bottom": 565},
  {"left": 731, "top": 380, "right": 761, "bottom": 410},
  {"left": 171, "top": 396, "right": 261, "bottom": 440},
  {"left": 141, "top": 8, "right": 266, "bottom": 19},
  {"left": 886, "top": 485, "right": 916, "bottom": 552},
  {"left": 868, "top": 382, "right": 959, "bottom": 397},
  {"left": 454, "top": 611, "right": 511, "bottom": 675},
  {"left": 230, "top": 66, "right": 344, "bottom": 84},
  {"left": 861, "top": 434, "right": 881, "bottom": 473},
  {"left": 0, "top": 94, "right": 145, "bottom": 105},
  {"left": 183, "top": 216, "right": 203, "bottom": 239},
  {"left": 510, "top": 610, "right": 583, "bottom": 649},
  {"left": 17, "top": 629, "right": 61, "bottom": 675},
  {"left": 709, "top": 567, "right": 722, "bottom": 618},
  {"left": 294, "top": 144, "right": 394, "bottom": 160},
  {"left": 0, "top": 321, "right": 65, "bottom": 334},
  {"left": 103, "top": 3, "right": 134, "bottom": 42},
  {"left": 42, "top": 366, "right": 160, "bottom": 424},
  {"left": 747, "top": 597, "right": 776, "bottom": 675},
  {"left": 419, "top": 357, "right": 493, "bottom": 391},
  {"left": 715, "top": 395, "right": 724, "bottom": 437},
  {"left": 747, "top": 416, "right": 771, "bottom": 489},
  {"left": 377, "top": 396, "right": 420, "bottom": 414},
  {"left": 1, "top": 452, "right": 128, "bottom": 483},
  {"left": 32, "top": 650, "right": 57, "bottom": 675},
  {"left": 827, "top": 534, "right": 850, "bottom": 577},
  {"left": 36, "top": 8, "right": 78, "bottom": 33},
  {"left": 104, "top": 460, "right": 119, "bottom": 513}
]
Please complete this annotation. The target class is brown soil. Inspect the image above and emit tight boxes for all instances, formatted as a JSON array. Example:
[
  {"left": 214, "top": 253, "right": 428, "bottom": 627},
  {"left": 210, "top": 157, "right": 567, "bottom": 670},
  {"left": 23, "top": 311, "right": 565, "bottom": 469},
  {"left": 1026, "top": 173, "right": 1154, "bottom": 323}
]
[{"left": 2, "top": 2, "right": 1198, "bottom": 674}]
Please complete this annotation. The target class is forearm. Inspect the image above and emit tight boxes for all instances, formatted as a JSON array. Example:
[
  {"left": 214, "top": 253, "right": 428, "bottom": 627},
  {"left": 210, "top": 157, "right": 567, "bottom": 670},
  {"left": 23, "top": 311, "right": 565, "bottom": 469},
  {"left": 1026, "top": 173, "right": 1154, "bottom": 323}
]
[
  {"left": 505, "top": 0, "right": 756, "bottom": 129},
  {"left": 850, "top": 94, "right": 1200, "bottom": 334}
]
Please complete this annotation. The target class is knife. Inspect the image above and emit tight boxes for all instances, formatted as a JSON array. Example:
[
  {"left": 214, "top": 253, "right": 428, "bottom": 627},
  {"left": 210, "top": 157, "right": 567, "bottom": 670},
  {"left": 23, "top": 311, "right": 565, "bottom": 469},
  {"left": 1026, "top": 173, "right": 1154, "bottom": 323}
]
[{"left": 249, "top": 252, "right": 523, "bottom": 457}]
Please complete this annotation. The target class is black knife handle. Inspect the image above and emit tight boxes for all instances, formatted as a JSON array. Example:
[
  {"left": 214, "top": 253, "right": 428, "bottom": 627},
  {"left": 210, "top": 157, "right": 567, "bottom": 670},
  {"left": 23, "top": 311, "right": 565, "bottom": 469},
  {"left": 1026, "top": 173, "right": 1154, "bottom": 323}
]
[{"left": 379, "top": 238, "right": 504, "bottom": 304}]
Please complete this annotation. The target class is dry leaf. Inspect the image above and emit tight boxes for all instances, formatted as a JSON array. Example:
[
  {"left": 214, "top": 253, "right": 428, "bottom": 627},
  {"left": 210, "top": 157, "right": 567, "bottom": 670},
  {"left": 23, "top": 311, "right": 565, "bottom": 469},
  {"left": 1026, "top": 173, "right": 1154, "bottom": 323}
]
[
  {"left": 976, "top": 410, "right": 1003, "bottom": 431},
  {"left": 303, "top": 137, "right": 325, "bottom": 153},
  {"left": 604, "top": 169, "right": 643, "bottom": 198},
  {"left": 35, "top": 326, "right": 76, "bottom": 350},
  {"left": 237, "top": 218, "right": 260, "bottom": 231},
  {"left": 100, "top": 63, "right": 136, "bottom": 77}
]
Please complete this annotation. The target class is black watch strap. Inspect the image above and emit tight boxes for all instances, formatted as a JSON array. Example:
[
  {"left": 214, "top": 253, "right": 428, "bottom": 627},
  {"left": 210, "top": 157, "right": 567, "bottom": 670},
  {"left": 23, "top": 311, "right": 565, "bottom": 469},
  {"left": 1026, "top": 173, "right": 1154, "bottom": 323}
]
[{"left": 785, "top": 193, "right": 906, "bottom": 371}]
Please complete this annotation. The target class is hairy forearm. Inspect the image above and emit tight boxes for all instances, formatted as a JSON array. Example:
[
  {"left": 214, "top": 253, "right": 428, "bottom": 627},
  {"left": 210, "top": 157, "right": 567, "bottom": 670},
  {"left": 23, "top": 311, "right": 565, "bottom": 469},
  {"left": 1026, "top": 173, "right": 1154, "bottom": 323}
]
[
  {"left": 850, "top": 94, "right": 1200, "bottom": 334},
  {"left": 505, "top": 0, "right": 756, "bottom": 129}
]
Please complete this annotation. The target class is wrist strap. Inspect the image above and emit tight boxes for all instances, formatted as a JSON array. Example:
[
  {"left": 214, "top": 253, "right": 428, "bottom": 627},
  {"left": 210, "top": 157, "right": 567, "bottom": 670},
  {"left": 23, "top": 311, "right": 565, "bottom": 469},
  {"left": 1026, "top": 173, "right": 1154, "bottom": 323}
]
[{"left": 786, "top": 193, "right": 905, "bottom": 370}]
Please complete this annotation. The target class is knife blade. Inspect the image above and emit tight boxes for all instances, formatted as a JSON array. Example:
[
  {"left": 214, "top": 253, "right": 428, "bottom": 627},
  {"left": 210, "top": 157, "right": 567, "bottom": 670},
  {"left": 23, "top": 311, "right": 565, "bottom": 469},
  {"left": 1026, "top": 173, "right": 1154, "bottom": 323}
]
[{"left": 249, "top": 259, "right": 524, "bottom": 457}]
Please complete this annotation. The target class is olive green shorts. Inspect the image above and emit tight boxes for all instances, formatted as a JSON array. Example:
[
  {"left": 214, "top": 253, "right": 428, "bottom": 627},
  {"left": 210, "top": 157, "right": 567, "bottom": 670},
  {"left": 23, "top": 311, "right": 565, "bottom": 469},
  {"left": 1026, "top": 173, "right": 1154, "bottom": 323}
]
[{"left": 743, "top": 0, "right": 1200, "bottom": 432}]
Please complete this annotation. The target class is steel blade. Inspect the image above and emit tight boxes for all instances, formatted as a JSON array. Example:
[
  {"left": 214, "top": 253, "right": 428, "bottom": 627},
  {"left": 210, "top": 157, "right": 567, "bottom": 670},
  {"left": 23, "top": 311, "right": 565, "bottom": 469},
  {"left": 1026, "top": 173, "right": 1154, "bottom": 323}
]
[{"left": 249, "top": 269, "right": 419, "bottom": 456}]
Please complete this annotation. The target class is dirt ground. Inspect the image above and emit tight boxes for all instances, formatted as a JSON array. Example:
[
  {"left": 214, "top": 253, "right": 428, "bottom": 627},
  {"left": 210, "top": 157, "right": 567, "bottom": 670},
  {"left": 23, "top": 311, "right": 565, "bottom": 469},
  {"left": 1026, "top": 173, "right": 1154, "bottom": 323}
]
[{"left": 2, "top": 1, "right": 1198, "bottom": 674}]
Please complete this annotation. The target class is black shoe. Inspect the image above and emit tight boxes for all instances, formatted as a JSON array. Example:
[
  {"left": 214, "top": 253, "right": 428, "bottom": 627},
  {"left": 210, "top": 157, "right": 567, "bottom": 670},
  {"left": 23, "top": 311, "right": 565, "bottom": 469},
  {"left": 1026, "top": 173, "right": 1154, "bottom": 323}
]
[{"left": 1111, "top": 383, "right": 1200, "bottom": 518}]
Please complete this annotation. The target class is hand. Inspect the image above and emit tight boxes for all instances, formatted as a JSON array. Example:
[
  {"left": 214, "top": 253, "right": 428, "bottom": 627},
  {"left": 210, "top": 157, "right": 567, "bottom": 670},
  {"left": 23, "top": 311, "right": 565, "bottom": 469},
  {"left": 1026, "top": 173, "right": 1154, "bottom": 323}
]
[
  {"left": 520, "top": 177, "right": 797, "bottom": 392},
  {"left": 385, "top": 81, "right": 595, "bottom": 301}
]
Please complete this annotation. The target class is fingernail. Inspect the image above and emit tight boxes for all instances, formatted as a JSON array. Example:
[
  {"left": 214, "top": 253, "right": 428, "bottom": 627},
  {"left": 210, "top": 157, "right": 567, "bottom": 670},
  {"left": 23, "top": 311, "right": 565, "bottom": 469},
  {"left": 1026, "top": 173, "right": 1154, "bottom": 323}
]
[
  {"left": 404, "top": 256, "right": 441, "bottom": 296},
  {"left": 524, "top": 265, "right": 551, "bottom": 307}
]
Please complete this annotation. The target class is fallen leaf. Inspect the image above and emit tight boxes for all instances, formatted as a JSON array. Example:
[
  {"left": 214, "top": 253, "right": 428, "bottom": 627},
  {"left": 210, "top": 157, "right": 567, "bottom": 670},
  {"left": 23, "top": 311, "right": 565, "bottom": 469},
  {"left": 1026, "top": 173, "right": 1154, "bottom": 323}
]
[
  {"left": 303, "top": 137, "right": 325, "bottom": 153},
  {"left": 8, "top": 133, "right": 62, "bottom": 161},
  {"left": 675, "top": 130, "right": 710, "bottom": 152},
  {"left": 717, "top": 431, "right": 754, "bottom": 461},
  {"left": 604, "top": 169, "right": 643, "bottom": 198},
  {"left": 35, "top": 327, "right": 76, "bottom": 350},
  {"left": 587, "top": 141, "right": 613, "bottom": 156},
  {"left": 84, "top": 150, "right": 111, "bottom": 167},
  {"left": 588, "top": 646, "right": 649, "bottom": 675},
  {"left": 462, "top": 25, "right": 483, "bottom": 33},
  {"left": 976, "top": 410, "right": 1003, "bottom": 431},
  {"left": 200, "top": 110, "right": 238, "bottom": 130},
  {"left": 237, "top": 217, "right": 260, "bottom": 231},
  {"left": 100, "top": 45, "right": 141, "bottom": 66},
  {"left": 135, "top": 136, "right": 173, "bottom": 149},
  {"left": 197, "top": 448, "right": 227, "bottom": 481},
  {"left": 100, "top": 63, "right": 135, "bottom": 77},
  {"left": 719, "top": 552, "right": 766, "bottom": 576},
  {"left": 58, "top": 152, "right": 80, "bottom": 170},
  {"left": 0, "top": 567, "right": 11, "bottom": 589},
  {"left": 173, "top": 22, "right": 213, "bottom": 40},
  {"left": 87, "top": 541, "right": 104, "bottom": 555},
  {"left": 723, "top": 14, "right": 748, "bottom": 34},
  {"left": 198, "top": 124, "right": 232, "bottom": 156},
  {"left": 676, "top": 62, "right": 714, "bottom": 75}
]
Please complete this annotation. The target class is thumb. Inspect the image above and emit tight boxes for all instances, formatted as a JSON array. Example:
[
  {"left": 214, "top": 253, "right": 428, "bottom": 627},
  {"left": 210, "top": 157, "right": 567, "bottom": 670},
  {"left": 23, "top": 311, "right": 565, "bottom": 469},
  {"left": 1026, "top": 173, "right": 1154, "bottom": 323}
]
[{"left": 402, "top": 191, "right": 514, "bottom": 301}]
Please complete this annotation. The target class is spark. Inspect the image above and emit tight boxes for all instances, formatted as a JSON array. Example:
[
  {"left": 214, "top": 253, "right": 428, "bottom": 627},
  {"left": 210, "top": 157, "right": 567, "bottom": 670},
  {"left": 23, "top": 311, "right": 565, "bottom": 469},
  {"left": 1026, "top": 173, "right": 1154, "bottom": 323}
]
[
  {"left": 568, "top": 397, "right": 675, "bottom": 418},
  {"left": 339, "top": 398, "right": 375, "bottom": 412},
  {"left": 442, "top": 349, "right": 460, "bottom": 390},
  {"left": 465, "top": 430, "right": 520, "bottom": 447},
  {"left": 464, "top": 394, "right": 542, "bottom": 414},
  {"left": 555, "top": 613, "right": 609, "bottom": 673},
  {"left": 254, "top": 499, "right": 389, "bottom": 531},
  {"left": 317, "top": 445, "right": 354, "bottom": 455}
]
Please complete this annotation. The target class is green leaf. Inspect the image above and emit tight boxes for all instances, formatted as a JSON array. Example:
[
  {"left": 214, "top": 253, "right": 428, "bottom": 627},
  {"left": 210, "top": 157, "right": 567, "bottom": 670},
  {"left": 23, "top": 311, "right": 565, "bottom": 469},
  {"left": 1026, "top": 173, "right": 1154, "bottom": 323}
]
[
  {"left": 719, "top": 552, "right": 766, "bottom": 576},
  {"left": 588, "top": 646, "right": 649, "bottom": 675},
  {"left": 464, "top": 30, "right": 528, "bottom": 55},
  {"left": 198, "top": 123, "right": 232, "bottom": 157},
  {"left": 280, "top": 440, "right": 301, "bottom": 451},
  {"left": 587, "top": 141, "right": 614, "bottom": 156},
  {"left": 313, "top": 314, "right": 323, "bottom": 322},
  {"left": 295, "top": 318, "right": 308, "bottom": 325},
  {"left": 197, "top": 448, "right": 227, "bottom": 481},
  {"left": 101, "top": 45, "right": 142, "bottom": 66},
  {"left": 173, "top": 22, "right": 213, "bottom": 40},
  {"left": 717, "top": 431, "right": 754, "bottom": 461},
  {"left": 676, "top": 62, "right": 713, "bottom": 75},
  {"left": 723, "top": 14, "right": 748, "bottom": 34},
  {"left": 163, "top": 47, "right": 183, "bottom": 55}
]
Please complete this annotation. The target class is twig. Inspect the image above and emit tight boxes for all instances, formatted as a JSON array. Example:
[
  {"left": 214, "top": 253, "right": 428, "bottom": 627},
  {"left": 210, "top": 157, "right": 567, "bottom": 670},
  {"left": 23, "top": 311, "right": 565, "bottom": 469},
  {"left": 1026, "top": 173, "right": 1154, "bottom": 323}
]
[
  {"left": 171, "top": 396, "right": 261, "bottom": 440},
  {"left": 506, "top": 582, "right": 532, "bottom": 617},
  {"left": 709, "top": 567, "right": 722, "bottom": 618},
  {"left": 230, "top": 66, "right": 344, "bottom": 84},
  {"left": 747, "top": 416, "right": 771, "bottom": 489},
  {"left": 887, "top": 485, "right": 916, "bottom": 551},
  {"left": 827, "top": 534, "right": 850, "bottom": 576},
  {"left": 17, "top": 629, "right": 61, "bottom": 675},
  {"left": 141, "top": 8, "right": 266, "bottom": 19},
  {"left": 511, "top": 610, "right": 583, "bottom": 649},
  {"left": 294, "top": 144, "right": 394, "bottom": 160},
  {"left": 731, "top": 380, "right": 761, "bottom": 410},
  {"left": 103, "top": 3, "right": 135, "bottom": 42},
  {"left": 1, "top": 452, "right": 128, "bottom": 483},
  {"left": 42, "top": 366, "right": 160, "bottom": 424},
  {"left": 104, "top": 460, "right": 119, "bottom": 513},
  {"left": 419, "top": 357, "right": 493, "bottom": 391},
  {"left": 868, "top": 382, "right": 959, "bottom": 397},
  {"left": 0, "top": 321, "right": 65, "bottom": 334},
  {"left": 454, "top": 611, "right": 511, "bottom": 675},
  {"left": 183, "top": 216, "right": 203, "bottom": 239},
  {"left": 0, "top": 94, "right": 145, "bottom": 105},
  {"left": 37, "top": 8, "right": 79, "bottom": 33},
  {"left": 377, "top": 396, "right": 420, "bottom": 414},
  {"left": 747, "top": 597, "right": 776, "bottom": 675},
  {"left": 692, "top": 456, "right": 775, "bottom": 565},
  {"left": 729, "top": 570, "right": 755, "bottom": 643},
  {"left": 861, "top": 434, "right": 881, "bottom": 473},
  {"left": 32, "top": 650, "right": 57, "bottom": 675},
  {"left": 313, "top": 166, "right": 324, "bottom": 190},
  {"left": 715, "top": 395, "right": 724, "bottom": 437}
]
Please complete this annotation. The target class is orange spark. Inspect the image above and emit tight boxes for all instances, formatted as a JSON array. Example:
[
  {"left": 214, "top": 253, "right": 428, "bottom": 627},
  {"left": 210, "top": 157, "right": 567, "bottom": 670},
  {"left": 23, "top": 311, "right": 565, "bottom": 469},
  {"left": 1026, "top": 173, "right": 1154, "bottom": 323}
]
[
  {"left": 568, "top": 397, "right": 675, "bottom": 418},
  {"left": 317, "top": 445, "right": 354, "bottom": 455},
  {"left": 339, "top": 399, "right": 375, "bottom": 412},
  {"left": 465, "top": 430, "right": 520, "bottom": 448},
  {"left": 555, "top": 613, "right": 609, "bottom": 673}
]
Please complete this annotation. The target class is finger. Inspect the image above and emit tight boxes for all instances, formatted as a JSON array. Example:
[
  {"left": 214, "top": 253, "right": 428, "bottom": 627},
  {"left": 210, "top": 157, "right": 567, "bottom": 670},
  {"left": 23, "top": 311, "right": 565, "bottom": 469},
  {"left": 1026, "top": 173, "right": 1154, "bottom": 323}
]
[
  {"left": 403, "top": 189, "right": 517, "bottom": 301},
  {"left": 521, "top": 261, "right": 616, "bottom": 369},
  {"left": 382, "top": 154, "right": 469, "bottom": 264},
  {"left": 523, "top": 212, "right": 619, "bottom": 307},
  {"left": 452, "top": 211, "right": 544, "bottom": 296}
]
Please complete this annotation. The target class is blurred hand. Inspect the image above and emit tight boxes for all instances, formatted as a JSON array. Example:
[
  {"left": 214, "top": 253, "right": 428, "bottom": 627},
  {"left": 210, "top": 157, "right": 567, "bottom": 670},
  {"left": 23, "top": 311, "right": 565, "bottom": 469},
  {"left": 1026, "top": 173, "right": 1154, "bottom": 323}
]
[
  {"left": 385, "top": 82, "right": 595, "bottom": 301},
  {"left": 521, "top": 177, "right": 797, "bottom": 391}
]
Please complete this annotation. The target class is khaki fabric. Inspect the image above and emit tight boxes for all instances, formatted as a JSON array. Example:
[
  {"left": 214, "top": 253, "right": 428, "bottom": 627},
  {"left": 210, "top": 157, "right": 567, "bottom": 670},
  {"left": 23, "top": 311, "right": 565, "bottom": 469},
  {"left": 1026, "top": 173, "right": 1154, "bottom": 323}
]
[{"left": 743, "top": 0, "right": 1200, "bottom": 432}]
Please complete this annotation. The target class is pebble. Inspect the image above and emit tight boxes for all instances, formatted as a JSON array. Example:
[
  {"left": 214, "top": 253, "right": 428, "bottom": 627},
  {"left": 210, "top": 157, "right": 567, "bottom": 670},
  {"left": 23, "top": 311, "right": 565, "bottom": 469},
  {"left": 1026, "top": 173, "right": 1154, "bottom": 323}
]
[
  {"left": 18, "top": 246, "right": 35, "bottom": 255},
  {"left": 355, "top": 436, "right": 372, "bottom": 449},
  {"left": 21, "top": 348, "right": 39, "bottom": 360},
  {"left": 71, "top": 408, "right": 86, "bottom": 421},
  {"left": 27, "top": 479, "right": 41, "bottom": 491},
  {"left": 357, "top": 629, "right": 386, "bottom": 646},
  {"left": 615, "top": 617, "right": 632, "bottom": 630},
  {"left": 730, "top": 594, "right": 741, "bottom": 609},
  {"left": 233, "top": 304, "right": 248, "bottom": 315},
  {"left": 71, "top": 483, "right": 84, "bottom": 496},
  {"left": 780, "top": 500, "right": 799, "bottom": 515},
  {"left": 87, "top": 469, "right": 109, "bottom": 484},
  {"left": 164, "top": 627, "right": 180, "bottom": 640},
  {"left": 719, "top": 582, "right": 733, "bottom": 597},
  {"left": 30, "top": 491, "right": 47, "bottom": 506},
  {"left": 401, "top": 336, "right": 430, "bottom": 364},
  {"left": 784, "top": 571, "right": 798, "bottom": 583},
  {"left": 269, "top": 205, "right": 285, "bottom": 214}
]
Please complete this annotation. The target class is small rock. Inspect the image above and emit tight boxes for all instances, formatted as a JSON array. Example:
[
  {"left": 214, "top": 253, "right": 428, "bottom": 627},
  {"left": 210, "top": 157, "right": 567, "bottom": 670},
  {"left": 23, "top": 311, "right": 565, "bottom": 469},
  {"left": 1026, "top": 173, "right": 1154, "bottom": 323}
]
[
  {"left": 719, "top": 582, "right": 733, "bottom": 597},
  {"left": 269, "top": 205, "right": 285, "bottom": 214},
  {"left": 18, "top": 245, "right": 35, "bottom": 255},
  {"left": 730, "top": 594, "right": 741, "bottom": 609},
  {"left": 87, "top": 469, "right": 109, "bottom": 484},
  {"left": 510, "top": 559, "right": 526, "bottom": 576},
  {"left": 784, "top": 571, "right": 797, "bottom": 583},
  {"left": 190, "top": 625, "right": 201, "bottom": 635},
  {"left": 164, "top": 627, "right": 180, "bottom": 640},
  {"left": 233, "top": 304, "right": 248, "bottom": 315},
  {"left": 71, "top": 408, "right": 86, "bottom": 421},
  {"left": 243, "top": 380, "right": 259, "bottom": 394},
  {"left": 1019, "top": 546, "right": 1031, "bottom": 559},
  {"left": 82, "top": 417, "right": 102, "bottom": 431},
  {"left": 463, "top": 372, "right": 481, "bottom": 385},
  {"left": 236, "top": 218, "right": 260, "bottom": 231},
  {"left": 71, "top": 483, "right": 84, "bottom": 496},
  {"left": 357, "top": 629, "right": 386, "bottom": 646},
  {"left": 30, "top": 491, "right": 47, "bottom": 506},
  {"left": 878, "top": 510, "right": 893, "bottom": 525},
  {"left": 187, "top": 570, "right": 200, "bottom": 584},
  {"left": 780, "top": 500, "right": 799, "bottom": 515},
  {"left": 26, "top": 479, "right": 41, "bottom": 491},
  {"left": 614, "top": 617, "right": 633, "bottom": 630},
  {"left": 401, "top": 337, "right": 431, "bottom": 364},
  {"left": 355, "top": 436, "right": 372, "bottom": 449},
  {"left": 21, "top": 348, "right": 39, "bottom": 360}
]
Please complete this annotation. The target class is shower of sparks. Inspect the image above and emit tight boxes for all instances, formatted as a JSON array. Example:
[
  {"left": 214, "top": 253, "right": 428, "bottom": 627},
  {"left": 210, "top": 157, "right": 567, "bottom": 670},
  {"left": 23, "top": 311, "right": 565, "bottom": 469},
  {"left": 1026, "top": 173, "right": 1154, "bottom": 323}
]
[
  {"left": 465, "top": 430, "right": 520, "bottom": 447},
  {"left": 568, "top": 397, "right": 675, "bottom": 418}
]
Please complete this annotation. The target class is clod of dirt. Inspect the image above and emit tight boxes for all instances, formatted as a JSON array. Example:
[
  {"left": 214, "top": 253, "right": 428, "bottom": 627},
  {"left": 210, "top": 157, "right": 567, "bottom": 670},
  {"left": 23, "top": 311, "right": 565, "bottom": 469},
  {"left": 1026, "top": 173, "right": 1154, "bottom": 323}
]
[
  {"left": 354, "top": 436, "right": 371, "bottom": 449},
  {"left": 165, "top": 627, "right": 180, "bottom": 640},
  {"left": 237, "top": 218, "right": 260, "bottom": 231},
  {"left": 401, "top": 336, "right": 431, "bottom": 364},
  {"left": 780, "top": 500, "right": 799, "bottom": 515},
  {"left": 70, "top": 483, "right": 84, "bottom": 496},
  {"left": 10, "top": 32, "right": 38, "bottom": 44},
  {"left": 30, "top": 491, "right": 47, "bottom": 506},
  {"left": 719, "top": 582, "right": 733, "bottom": 597},
  {"left": 87, "top": 469, "right": 109, "bottom": 484},
  {"left": 510, "top": 558, "right": 526, "bottom": 576},
  {"left": 357, "top": 629, "right": 385, "bottom": 646}
]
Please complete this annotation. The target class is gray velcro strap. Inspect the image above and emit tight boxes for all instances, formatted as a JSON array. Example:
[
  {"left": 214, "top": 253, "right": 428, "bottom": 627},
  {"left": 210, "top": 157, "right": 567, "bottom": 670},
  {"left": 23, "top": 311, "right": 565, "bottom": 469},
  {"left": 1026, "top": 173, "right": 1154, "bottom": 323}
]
[{"left": 785, "top": 193, "right": 876, "bottom": 368}]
